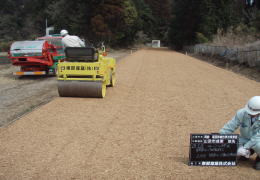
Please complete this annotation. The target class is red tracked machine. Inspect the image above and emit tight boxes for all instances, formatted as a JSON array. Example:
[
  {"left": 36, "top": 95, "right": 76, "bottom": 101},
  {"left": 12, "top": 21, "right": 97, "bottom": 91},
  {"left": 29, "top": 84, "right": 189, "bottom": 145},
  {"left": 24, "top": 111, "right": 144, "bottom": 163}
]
[{"left": 9, "top": 40, "right": 58, "bottom": 76}]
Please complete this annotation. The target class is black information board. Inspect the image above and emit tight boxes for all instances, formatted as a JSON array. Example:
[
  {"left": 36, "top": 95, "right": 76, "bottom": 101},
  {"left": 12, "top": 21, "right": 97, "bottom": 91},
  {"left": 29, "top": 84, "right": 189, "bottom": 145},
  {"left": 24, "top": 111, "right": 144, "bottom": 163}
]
[{"left": 189, "top": 134, "right": 239, "bottom": 166}]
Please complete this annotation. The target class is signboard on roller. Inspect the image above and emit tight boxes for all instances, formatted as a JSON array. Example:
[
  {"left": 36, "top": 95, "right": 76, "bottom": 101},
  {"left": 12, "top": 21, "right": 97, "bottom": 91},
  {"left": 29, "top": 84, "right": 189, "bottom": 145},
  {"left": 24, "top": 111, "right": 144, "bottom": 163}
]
[{"left": 189, "top": 134, "right": 239, "bottom": 166}]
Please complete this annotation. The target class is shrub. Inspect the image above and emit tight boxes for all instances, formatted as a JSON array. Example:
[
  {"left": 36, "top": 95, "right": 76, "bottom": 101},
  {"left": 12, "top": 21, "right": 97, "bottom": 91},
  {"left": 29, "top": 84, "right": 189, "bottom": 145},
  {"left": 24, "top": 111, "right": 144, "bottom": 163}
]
[
  {"left": 0, "top": 41, "right": 11, "bottom": 52},
  {"left": 196, "top": 32, "right": 209, "bottom": 44}
]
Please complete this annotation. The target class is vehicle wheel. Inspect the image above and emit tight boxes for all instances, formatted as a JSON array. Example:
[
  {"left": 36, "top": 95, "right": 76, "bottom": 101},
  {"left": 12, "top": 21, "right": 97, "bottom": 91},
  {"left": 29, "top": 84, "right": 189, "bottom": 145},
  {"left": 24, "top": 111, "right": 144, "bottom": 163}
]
[
  {"left": 54, "top": 67, "right": 58, "bottom": 76},
  {"left": 101, "top": 82, "right": 106, "bottom": 98},
  {"left": 45, "top": 69, "right": 49, "bottom": 76},
  {"left": 109, "top": 71, "right": 116, "bottom": 87}
]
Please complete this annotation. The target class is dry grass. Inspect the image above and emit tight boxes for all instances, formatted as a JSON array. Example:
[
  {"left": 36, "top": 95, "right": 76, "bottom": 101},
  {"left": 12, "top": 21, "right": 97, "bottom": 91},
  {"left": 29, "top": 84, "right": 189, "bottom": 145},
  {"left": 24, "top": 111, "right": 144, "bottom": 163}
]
[{"left": 211, "top": 27, "right": 259, "bottom": 49}]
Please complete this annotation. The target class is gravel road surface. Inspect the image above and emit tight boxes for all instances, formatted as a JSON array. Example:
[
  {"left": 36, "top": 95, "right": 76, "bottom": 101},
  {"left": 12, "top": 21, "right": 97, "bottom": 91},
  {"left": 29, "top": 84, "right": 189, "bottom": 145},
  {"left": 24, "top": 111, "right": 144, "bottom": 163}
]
[{"left": 0, "top": 49, "right": 259, "bottom": 179}]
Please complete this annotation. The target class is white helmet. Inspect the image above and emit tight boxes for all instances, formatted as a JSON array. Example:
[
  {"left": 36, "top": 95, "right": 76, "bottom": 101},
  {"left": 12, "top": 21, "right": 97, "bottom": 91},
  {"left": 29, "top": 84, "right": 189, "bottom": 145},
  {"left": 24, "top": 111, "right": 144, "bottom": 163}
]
[
  {"left": 245, "top": 96, "right": 260, "bottom": 115},
  {"left": 60, "top": 29, "right": 68, "bottom": 37}
]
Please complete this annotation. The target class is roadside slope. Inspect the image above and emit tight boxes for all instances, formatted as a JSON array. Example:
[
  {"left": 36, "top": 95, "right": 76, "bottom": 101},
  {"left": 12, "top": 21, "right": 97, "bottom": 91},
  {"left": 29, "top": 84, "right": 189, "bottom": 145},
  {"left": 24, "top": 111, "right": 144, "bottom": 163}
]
[{"left": 0, "top": 49, "right": 259, "bottom": 179}]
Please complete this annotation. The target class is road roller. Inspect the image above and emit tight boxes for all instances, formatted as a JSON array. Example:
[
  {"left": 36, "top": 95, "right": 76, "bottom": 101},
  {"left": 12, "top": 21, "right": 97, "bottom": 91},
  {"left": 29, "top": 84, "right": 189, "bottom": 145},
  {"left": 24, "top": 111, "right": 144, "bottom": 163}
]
[{"left": 57, "top": 47, "right": 116, "bottom": 98}]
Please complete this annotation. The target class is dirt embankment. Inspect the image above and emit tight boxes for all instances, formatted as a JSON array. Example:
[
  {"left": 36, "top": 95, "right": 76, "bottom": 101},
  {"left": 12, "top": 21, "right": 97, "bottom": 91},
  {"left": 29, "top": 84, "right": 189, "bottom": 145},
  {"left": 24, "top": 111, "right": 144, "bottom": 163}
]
[
  {"left": 190, "top": 54, "right": 260, "bottom": 83},
  {"left": 0, "top": 49, "right": 259, "bottom": 179}
]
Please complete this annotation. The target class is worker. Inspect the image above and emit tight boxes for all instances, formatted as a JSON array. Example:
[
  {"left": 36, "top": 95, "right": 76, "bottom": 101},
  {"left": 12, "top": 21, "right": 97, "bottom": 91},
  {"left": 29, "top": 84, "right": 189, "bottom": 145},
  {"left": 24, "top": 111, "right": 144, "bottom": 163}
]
[
  {"left": 219, "top": 96, "right": 260, "bottom": 170},
  {"left": 60, "top": 29, "right": 85, "bottom": 48}
]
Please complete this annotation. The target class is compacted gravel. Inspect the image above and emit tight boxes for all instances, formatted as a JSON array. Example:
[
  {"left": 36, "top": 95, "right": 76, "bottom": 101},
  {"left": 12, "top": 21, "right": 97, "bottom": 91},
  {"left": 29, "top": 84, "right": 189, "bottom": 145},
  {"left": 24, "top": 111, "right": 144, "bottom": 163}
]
[{"left": 0, "top": 49, "right": 259, "bottom": 179}]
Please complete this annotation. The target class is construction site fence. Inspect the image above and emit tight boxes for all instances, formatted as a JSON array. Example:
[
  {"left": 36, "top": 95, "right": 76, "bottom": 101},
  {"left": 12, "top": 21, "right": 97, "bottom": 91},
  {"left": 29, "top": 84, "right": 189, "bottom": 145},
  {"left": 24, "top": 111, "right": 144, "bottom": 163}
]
[{"left": 184, "top": 44, "right": 260, "bottom": 68}]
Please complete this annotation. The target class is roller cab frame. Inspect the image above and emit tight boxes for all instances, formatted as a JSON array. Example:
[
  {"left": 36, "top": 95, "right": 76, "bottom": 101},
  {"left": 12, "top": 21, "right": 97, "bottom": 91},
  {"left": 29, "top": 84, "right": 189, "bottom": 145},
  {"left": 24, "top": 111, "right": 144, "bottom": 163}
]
[{"left": 57, "top": 47, "right": 116, "bottom": 98}]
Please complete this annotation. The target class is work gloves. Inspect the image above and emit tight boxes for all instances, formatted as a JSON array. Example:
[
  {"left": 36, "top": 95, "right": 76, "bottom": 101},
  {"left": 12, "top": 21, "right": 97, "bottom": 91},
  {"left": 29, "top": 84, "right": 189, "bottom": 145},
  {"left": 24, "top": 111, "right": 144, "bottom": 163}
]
[{"left": 237, "top": 146, "right": 250, "bottom": 158}]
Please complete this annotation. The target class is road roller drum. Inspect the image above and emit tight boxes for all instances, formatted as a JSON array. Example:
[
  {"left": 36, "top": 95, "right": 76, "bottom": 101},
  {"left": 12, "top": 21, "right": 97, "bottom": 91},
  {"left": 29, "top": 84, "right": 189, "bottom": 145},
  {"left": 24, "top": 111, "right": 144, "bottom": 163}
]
[{"left": 58, "top": 81, "right": 106, "bottom": 98}]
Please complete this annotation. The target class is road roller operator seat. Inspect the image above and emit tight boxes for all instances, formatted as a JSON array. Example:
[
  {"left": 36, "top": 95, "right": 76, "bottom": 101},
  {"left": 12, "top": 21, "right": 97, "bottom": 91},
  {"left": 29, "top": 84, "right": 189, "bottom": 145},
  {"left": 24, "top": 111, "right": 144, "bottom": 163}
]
[{"left": 65, "top": 47, "right": 98, "bottom": 62}]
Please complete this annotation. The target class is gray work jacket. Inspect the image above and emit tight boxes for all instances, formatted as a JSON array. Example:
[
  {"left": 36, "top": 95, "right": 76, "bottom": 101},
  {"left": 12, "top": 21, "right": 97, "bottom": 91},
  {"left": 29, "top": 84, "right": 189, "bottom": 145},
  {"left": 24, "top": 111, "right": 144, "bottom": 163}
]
[{"left": 219, "top": 108, "right": 260, "bottom": 149}]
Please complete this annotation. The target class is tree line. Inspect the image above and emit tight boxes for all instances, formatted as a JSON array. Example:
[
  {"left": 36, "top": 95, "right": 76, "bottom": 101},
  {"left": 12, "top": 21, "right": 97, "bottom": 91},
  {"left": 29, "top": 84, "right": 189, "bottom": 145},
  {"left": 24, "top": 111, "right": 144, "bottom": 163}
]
[
  {"left": 0, "top": 0, "right": 259, "bottom": 49},
  {"left": 169, "top": 0, "right": 260, "bottom": 49},
  {"left": 0, "top": 0, "right": 171, "bottom": 47}
]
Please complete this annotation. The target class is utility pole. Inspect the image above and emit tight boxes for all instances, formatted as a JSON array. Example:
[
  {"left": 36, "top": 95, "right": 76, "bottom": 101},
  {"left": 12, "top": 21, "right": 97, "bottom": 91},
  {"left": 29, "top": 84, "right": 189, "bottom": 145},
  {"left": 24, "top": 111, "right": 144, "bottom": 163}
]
[{"left": 45, "top": 19, "right": 48, "bottom": 36}]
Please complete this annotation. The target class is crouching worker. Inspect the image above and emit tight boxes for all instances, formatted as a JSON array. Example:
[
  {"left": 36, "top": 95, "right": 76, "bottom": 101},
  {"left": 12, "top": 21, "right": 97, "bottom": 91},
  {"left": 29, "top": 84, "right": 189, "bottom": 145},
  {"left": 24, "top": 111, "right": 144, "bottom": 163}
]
[{"left": 219, "top": 96, "right": 260, "bottom": 170}]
